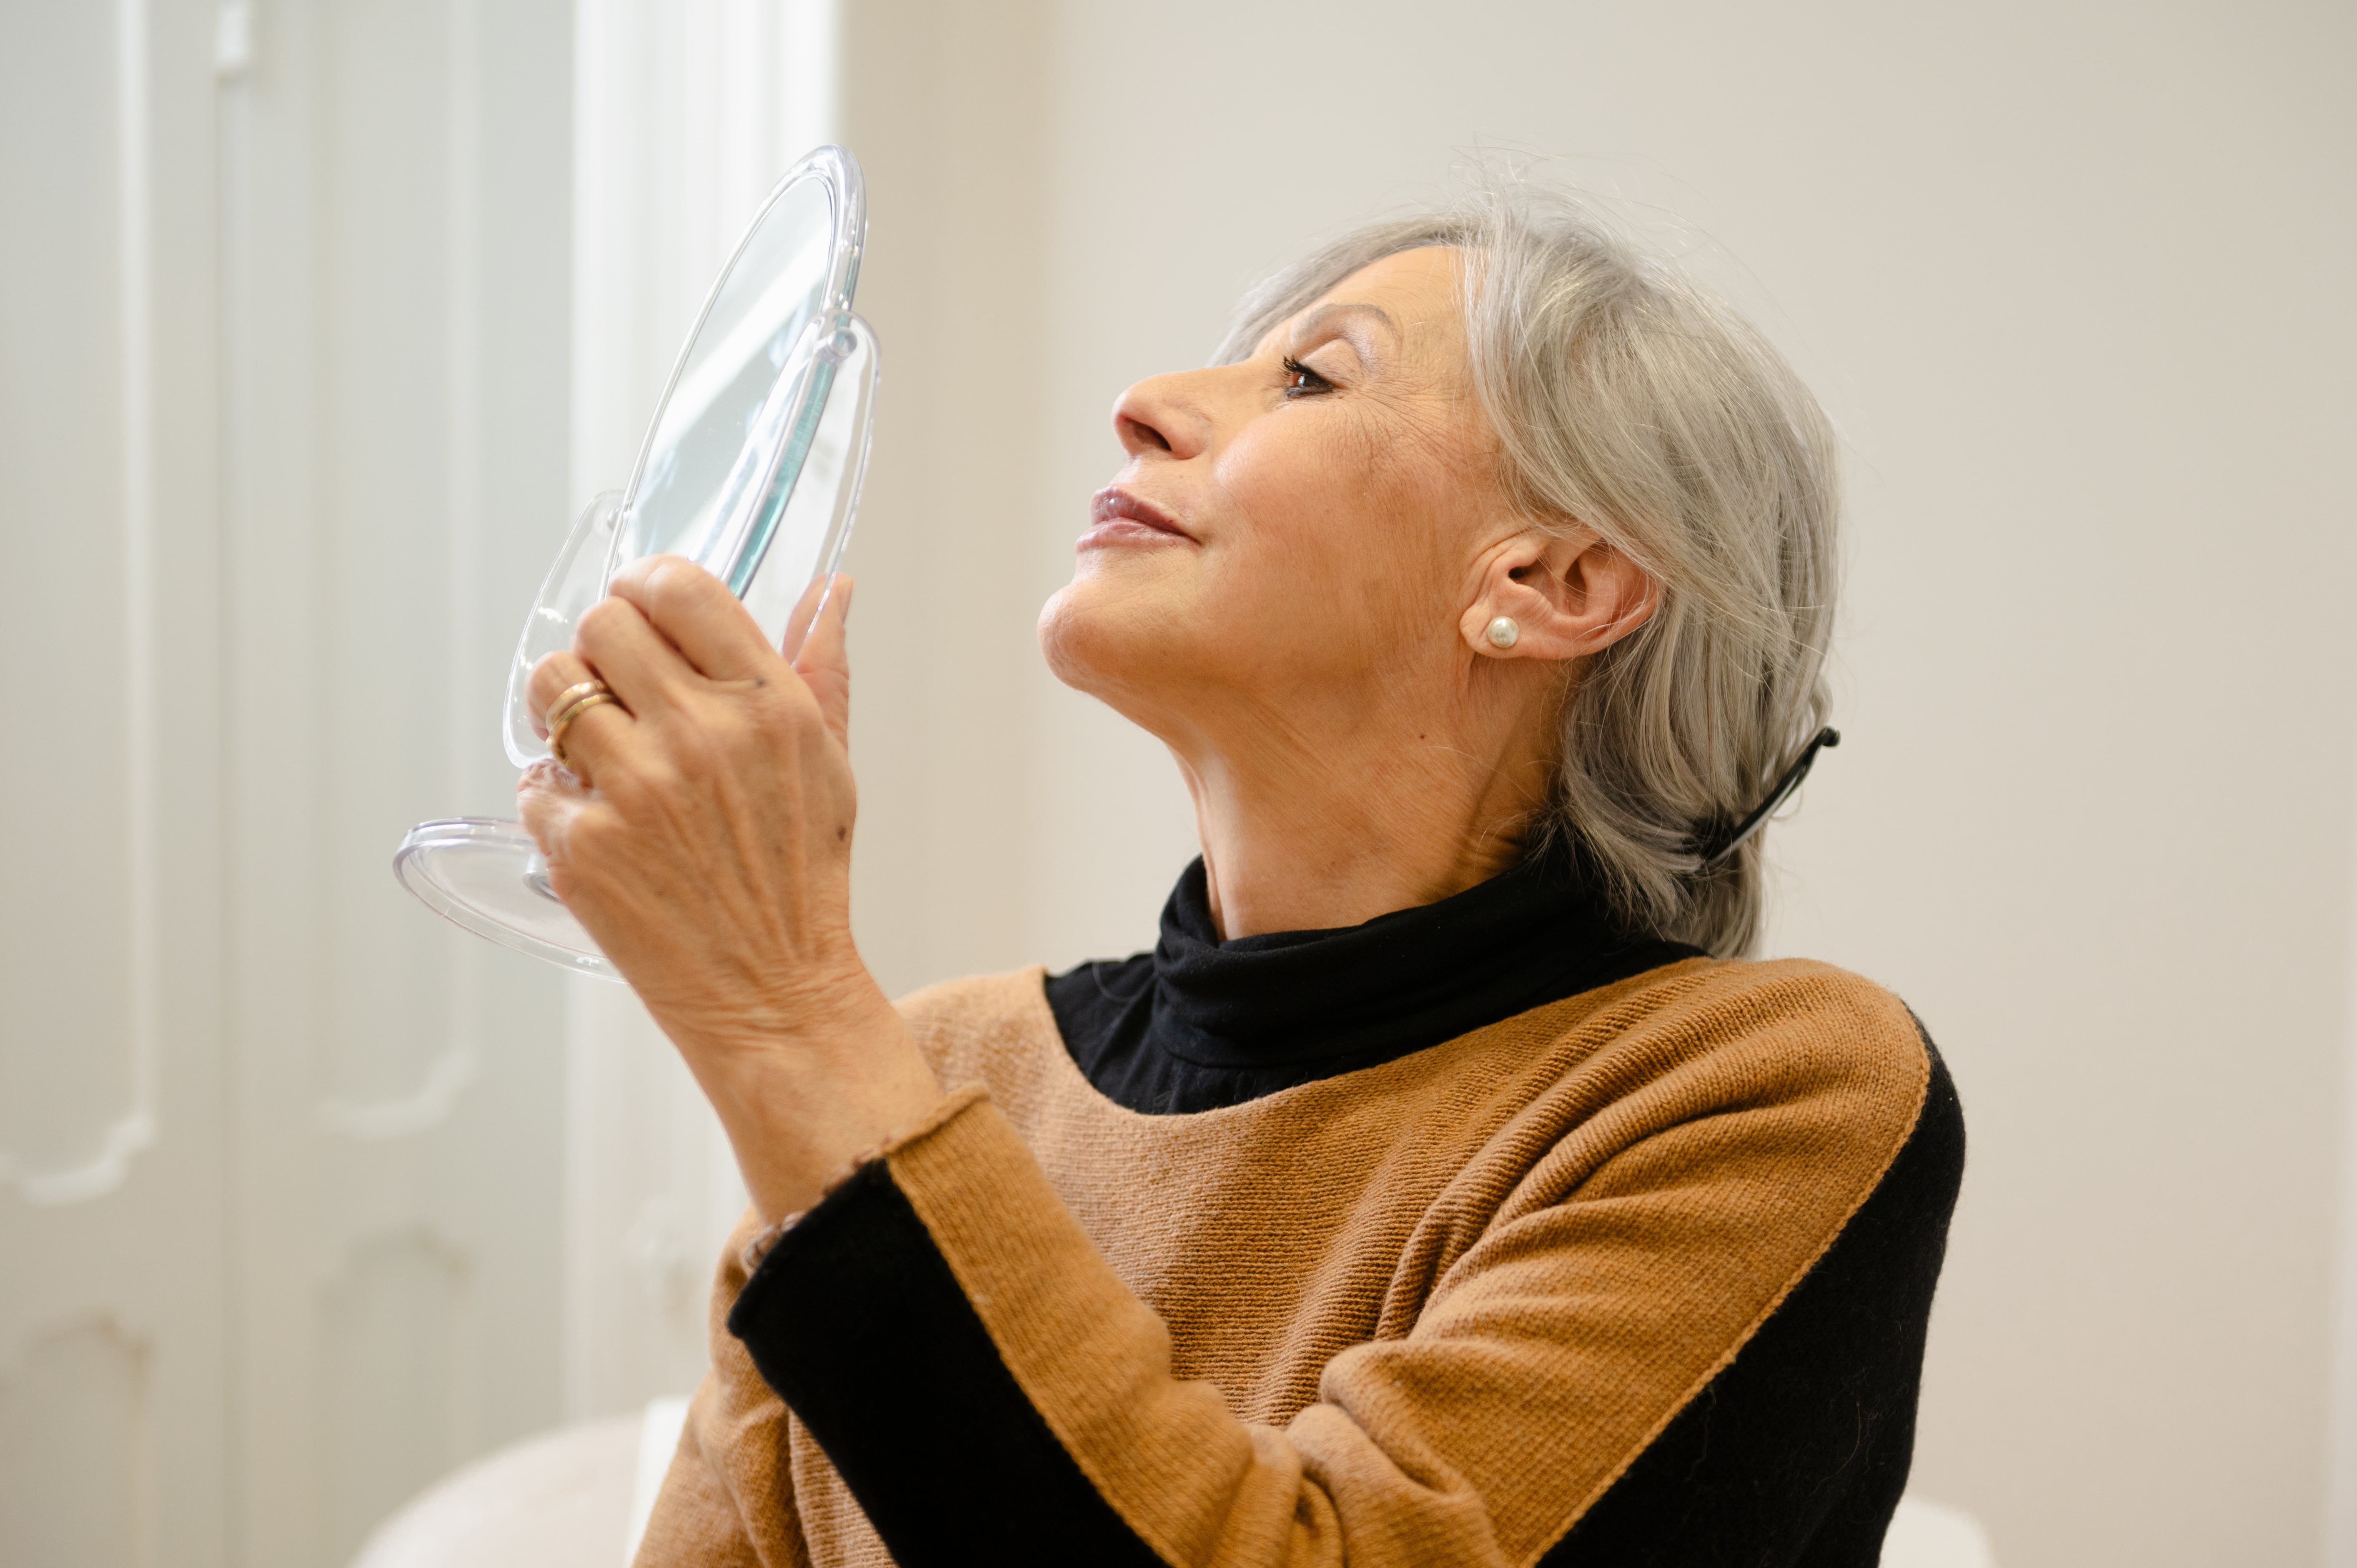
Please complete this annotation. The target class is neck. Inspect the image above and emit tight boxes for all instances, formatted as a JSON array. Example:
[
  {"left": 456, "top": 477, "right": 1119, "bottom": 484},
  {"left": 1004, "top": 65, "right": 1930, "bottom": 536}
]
[{"left": 1165, "top": 677, "right": 1560, "bottom": 939}]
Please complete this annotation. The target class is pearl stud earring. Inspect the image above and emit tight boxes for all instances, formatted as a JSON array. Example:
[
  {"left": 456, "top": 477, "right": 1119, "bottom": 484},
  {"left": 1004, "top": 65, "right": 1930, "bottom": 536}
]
[{"left": 1485, "top": 616, "right": 1520, "bottom": 650}]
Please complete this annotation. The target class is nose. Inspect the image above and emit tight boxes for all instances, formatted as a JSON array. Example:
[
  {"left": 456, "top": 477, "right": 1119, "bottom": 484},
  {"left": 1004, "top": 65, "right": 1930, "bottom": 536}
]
[{"left": 1112, "top": 370, "right": 1210, "bottom": 461}]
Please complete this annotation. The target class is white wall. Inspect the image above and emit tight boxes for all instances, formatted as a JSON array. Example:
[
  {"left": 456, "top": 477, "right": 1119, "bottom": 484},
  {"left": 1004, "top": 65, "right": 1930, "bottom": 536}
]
[{"left": 834, "top": 3, "right": 2357, "bottom": 1564}]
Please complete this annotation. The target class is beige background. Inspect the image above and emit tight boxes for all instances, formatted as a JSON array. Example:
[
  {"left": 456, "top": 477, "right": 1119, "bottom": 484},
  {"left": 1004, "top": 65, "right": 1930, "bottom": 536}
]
[{"left": 833, "top": 4, "right": 2357, "bottom": 1565}]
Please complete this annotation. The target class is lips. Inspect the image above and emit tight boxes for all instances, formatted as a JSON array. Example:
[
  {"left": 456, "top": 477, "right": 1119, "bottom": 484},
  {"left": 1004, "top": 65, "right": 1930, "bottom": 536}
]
[{"left": 1086, "top": 487, "right": 1194, "bottom": 541}]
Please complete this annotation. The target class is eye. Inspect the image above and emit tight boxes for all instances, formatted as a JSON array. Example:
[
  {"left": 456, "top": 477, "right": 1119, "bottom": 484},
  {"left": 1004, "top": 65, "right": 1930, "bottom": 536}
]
[{"left": 1280, "top": 355, "right": 1335, "bottom": 399}]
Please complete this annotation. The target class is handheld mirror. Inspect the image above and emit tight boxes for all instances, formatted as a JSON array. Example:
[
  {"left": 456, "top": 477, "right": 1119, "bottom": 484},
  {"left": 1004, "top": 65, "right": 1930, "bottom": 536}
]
[{"left": 394, "top": 145, "right": 881, "bottom": 978}]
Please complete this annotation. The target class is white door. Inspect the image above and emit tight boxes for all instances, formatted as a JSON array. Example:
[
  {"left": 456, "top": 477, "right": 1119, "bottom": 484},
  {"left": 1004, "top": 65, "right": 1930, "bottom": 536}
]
[
  {"left": 2, "top": 0, "right": 575, "bottom": 1563},
  {"left": 1, "top": 1, "right": 230, "bottom": 1564},
  {"left": 5, "top": 4, "right": 850, "bottom": 1561},
  {"left": 215, "top": 0, "right": 574, "bottom": 1563}
]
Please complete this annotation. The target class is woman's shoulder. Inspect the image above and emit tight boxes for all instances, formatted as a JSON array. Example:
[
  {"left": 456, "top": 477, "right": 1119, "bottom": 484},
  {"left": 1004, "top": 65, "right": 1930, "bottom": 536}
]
[
  {"left": 1548, "top": 953, "right": 1955, "bottom": 1156},
  {"left": 1587, "top": 953, "right": 1933, "bottom": 1073}
]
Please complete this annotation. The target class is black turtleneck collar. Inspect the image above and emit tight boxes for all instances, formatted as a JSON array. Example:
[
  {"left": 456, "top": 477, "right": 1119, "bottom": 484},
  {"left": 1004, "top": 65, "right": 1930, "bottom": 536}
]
[{"left": 1044, "top": 843, "right": 1704, "bottom": 1115}]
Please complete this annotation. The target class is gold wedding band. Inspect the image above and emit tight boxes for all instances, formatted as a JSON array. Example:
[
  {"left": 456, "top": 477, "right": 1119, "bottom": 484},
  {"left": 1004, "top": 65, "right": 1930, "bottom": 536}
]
[
  {"left": 544, "top": 679, "right": 608, "bottom": 728},
  {"left": 546, "top": 680, "right": 621, "bottom": 769}
]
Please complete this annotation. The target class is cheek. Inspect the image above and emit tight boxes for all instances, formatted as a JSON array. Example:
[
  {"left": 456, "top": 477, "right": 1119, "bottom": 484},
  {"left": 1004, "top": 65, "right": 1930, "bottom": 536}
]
[
  {"left": 1217, "top": 415, "right": 1369, "bottom": 540},
  {"left": 1208, "top": 417, "right": 1462, "bottom": 651},
  {"left": 1035, "top": 408, "right": 1491, "bottom": 702}
]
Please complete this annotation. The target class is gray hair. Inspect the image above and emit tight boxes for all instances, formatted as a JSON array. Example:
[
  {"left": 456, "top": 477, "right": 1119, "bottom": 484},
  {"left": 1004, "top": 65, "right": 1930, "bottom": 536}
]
[{"left": 1214, "top": 187, "right": 1839, "bottom": 958}]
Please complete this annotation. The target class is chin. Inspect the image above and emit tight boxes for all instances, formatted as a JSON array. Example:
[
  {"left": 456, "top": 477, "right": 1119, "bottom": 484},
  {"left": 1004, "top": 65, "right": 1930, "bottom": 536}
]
[
  {"left": 1037, "top": 578, "right": 1117, "bottom": 696},
  {"left": 1038, "top": 573, "right": 1194, "bottom": 711}
]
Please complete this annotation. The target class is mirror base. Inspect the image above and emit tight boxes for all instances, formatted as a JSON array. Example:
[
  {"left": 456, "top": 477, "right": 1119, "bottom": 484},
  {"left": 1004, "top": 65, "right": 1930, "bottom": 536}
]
[{"left": 393, "top": 817, "right": 620, "bottom": 980}]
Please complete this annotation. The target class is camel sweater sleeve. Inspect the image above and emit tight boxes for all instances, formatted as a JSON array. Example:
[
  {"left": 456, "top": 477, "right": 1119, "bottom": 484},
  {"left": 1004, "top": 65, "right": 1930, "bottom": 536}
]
[
  {"left": 717, "top": 992, "right": 1955, "bottom": 1568},
  {"left": 633, "top": 1204, "right": 812, "bottom": 1568}
]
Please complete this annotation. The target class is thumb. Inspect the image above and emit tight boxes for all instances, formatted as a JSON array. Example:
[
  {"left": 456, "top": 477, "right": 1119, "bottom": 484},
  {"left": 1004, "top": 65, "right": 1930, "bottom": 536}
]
[{"left": 791, "top": 574, "right": 854, "bottom": 749}]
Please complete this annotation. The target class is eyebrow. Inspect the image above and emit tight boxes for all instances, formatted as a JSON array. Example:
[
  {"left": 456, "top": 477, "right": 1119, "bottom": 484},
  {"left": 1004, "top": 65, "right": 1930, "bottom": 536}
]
[{"left": 1287, "top": 301, "right": 1400, "bottom": 358}]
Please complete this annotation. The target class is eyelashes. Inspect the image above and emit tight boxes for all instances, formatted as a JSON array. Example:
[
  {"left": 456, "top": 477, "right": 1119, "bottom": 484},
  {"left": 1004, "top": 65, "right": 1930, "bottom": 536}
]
[{"left": 1280, "top": 355, "right": 1335, "bottom": 398}]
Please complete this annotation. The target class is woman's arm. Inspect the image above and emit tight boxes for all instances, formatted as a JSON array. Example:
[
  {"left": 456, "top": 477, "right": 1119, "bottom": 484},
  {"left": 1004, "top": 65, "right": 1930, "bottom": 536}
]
[{"left": 516, "top": 558, "right": 948, "bottom": 1225}]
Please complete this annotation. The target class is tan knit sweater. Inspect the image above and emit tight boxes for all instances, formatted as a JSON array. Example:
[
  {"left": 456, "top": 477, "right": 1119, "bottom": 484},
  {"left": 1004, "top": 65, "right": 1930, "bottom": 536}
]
[{"left": 636, "top": 954, "right": 1951, "bottom": 1567}]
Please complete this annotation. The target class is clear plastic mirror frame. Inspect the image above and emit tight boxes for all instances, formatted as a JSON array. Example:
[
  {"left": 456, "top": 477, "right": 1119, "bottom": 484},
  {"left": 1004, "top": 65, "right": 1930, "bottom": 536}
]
[
  {"left": 401, "top": 146, "right": 879, "bottom": 979},
  {"left": 502, "top": 145, "right": 869, "bottom": 769}
]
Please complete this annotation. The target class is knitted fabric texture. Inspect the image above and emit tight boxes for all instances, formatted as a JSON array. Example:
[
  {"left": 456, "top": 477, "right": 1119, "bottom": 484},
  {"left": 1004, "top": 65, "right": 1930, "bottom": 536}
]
[{"left": 636, "top": 955, "right": 1954, "bottom": 1567}]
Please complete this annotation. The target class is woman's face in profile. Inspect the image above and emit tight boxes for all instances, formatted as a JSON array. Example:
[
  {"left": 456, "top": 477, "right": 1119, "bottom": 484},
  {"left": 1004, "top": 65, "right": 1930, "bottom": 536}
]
[{"left": 1039, "top": 246, "right": 1521, "bottom": 741}]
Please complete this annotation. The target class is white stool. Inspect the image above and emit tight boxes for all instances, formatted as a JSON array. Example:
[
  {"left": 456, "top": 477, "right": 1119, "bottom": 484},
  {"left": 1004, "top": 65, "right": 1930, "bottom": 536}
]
[
  {"left": 349, "top": 1398, "right": 685, "bottom": 1568},
  {"left": 352, "top": 1399, "right": 1992, "bottom": 1568},
  {"left": 1883, "top": 1494, "right": 1997, "bottom": 1568}
]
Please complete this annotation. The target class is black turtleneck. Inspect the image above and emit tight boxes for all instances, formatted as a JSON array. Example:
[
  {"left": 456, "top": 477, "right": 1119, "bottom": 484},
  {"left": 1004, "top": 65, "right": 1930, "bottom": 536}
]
[{"left": 1045, "top": 845, "right": 1703, "bottom": 1114}]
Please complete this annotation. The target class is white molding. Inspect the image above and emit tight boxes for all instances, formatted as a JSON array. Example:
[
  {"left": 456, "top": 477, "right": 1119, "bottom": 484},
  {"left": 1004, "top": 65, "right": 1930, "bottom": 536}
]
[
  {"left": 316, "top": 1048, "right": 479, "bottom": 1143},
  {"left": 118, "top": 0, "right": 158, "bottom": 1198},
  {"left": 0, "top": 1310, "right": 158, "bottom": 1568},
  {"left": 213, "top": 0, "right": 254, "bottom": 78},
  {"left": 8, "top": 0, "right": 165, "bottom": 1210},
  {"left": 0, "top": 1308, "right": 153, "bottom": 1389},
  {"left": 11, "top": 1112, "right": 160, "bottom": 1208},
  {"left": 317, "top": 1225, "right": 483, "bottom": 1479},
  {"left": 306, "top": 0, "right": 487, "bottom": 1147},
  {"left": 782, "top": 0, "right": 838, "bottom": 155},
  {"left": 443, "top": 0, "right": 482, "bottom": 804}
]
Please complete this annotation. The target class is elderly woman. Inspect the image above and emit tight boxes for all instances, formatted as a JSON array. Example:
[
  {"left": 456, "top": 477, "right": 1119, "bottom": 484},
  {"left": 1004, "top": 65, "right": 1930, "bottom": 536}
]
[{"left": 522, "top": 192, "right": 1963, "bottom": 1567}]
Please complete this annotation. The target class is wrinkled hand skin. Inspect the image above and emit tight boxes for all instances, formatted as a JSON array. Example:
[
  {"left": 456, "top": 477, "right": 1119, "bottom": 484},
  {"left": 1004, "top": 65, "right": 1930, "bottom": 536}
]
[{"left": 517, "top": 556, "right": 944, "bottom": 1221}]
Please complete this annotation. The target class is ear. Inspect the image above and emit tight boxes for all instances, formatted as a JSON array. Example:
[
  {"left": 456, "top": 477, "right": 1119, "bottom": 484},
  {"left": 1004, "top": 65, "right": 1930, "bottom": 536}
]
[{"left": 1460, "top": 528, "right": 1658, "bottom": 663}]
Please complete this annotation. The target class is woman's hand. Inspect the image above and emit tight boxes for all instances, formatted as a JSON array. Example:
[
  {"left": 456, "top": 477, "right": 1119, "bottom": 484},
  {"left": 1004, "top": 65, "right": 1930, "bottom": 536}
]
[{"left": 517, "top": 556, "right": 943, "bottom": 1221}]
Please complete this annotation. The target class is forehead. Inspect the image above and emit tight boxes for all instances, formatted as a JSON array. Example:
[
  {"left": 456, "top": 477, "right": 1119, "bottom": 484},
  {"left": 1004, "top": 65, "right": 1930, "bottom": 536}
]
[{"left": 1259, "top": 245, "right": 1468, "bottom": 364}]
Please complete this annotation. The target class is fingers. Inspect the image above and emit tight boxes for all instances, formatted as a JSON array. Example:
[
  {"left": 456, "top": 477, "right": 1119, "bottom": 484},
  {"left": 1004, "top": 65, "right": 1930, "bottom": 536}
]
[
  {"left": 792, "top": 576, "right": 854, "bottom": 749},
  {"left": 573, "top": 593, "right": 699, "bottom": 715},
  {"left": 791, "top": 574, "right": 852, "bottom": 671},
  {"left": 516, "top": 756, "right": 588, "bottom": 841},
  {"left": 780, "top": 571, "right": 835, "bottom": 662},
  {"left": 610, "top": 555, "right": 781, "bottom": 684},
  {"left": 524, "top": 584, "right": 700, "bottom": 751},
  {"left": 523, "top": 560, "right": 851, "bottom": 789},
  {"left": 527, "top": 647, "right": 631, "bottom": 737},
  {"left": 526, "top": 649, "right": 634, "bottom": 783},
  {"left": 515, "top": 758, "right": 592, "bottom": 891},
  {"left": 526, "top": 649, "right": 592, "bottom": 735}
]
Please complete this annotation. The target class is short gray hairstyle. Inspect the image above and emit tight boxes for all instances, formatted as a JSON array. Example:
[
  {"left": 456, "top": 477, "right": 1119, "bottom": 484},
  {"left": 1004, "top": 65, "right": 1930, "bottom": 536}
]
[{"left": 1214, "top": 186, "right": 1839, "bottom": 958}]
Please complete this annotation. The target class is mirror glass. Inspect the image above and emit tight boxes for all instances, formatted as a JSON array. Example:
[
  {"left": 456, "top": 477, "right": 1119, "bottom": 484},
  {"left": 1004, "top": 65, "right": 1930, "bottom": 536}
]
[{"left": 620, "top": 174, "right": 844, "bottom": 589}]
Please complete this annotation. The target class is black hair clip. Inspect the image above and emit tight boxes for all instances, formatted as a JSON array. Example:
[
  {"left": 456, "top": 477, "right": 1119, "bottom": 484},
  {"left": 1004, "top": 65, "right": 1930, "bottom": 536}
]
[{"left": 1694, "top": 726, "right": 1841, "bottom": 869}]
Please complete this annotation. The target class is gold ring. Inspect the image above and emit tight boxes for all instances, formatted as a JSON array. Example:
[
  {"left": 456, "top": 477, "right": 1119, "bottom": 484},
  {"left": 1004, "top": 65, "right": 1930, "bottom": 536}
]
[
  {"left": 543, "top": 680, "right": 609, "bottom": 731},
  {"left": 547, "top": 686, "right": 621, "bottom": 769}
]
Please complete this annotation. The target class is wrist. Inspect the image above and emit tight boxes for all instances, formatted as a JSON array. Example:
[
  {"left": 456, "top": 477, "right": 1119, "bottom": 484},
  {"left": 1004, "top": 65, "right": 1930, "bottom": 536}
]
[
  {"left": 687, "top": 987, "right": 947, "bottom": 1222},
  {"left": 649, "top": 949, "right": 890, "bottom": 1060}
]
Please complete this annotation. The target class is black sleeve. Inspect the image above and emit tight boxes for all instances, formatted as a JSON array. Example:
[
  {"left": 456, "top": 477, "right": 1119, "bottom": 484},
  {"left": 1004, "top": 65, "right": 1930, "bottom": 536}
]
[
  {"left": 1548, "top": 1032, "right": 1966, "bottom": 1566},
  {"left": 726, "top": 1162, "right": 1164, "bottom": 1565}
]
